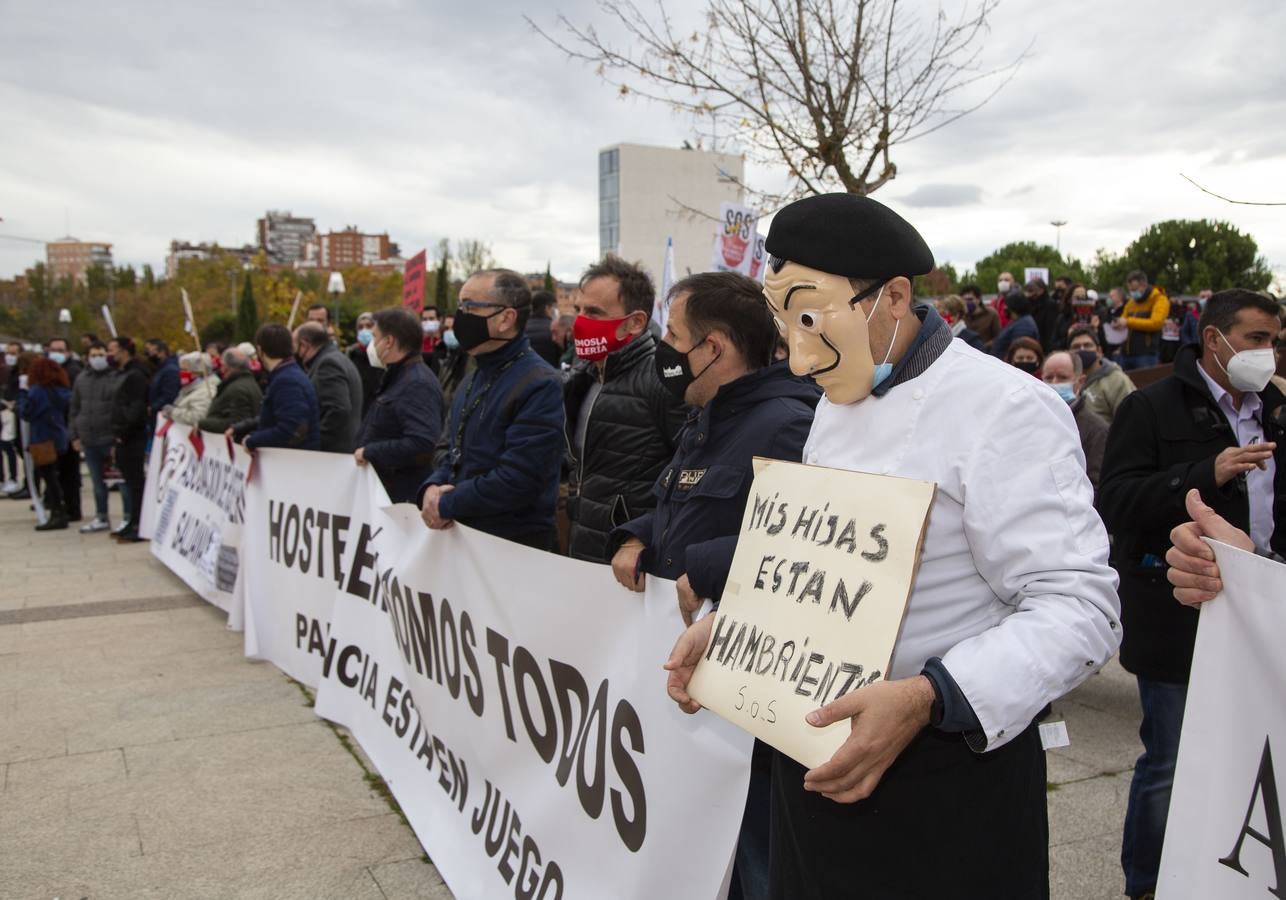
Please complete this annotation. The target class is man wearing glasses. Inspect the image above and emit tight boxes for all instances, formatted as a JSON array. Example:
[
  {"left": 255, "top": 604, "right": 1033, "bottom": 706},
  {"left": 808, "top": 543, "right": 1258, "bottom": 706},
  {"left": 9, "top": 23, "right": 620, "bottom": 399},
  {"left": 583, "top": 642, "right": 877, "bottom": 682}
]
[{"left": 416, "top": 269, "right": 565, "bottom": 551}]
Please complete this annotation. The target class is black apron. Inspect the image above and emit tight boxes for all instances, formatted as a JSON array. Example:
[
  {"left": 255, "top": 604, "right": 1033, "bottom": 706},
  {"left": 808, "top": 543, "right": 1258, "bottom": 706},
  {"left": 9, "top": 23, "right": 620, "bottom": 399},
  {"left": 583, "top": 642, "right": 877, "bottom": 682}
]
[{"left": 769, "top": 723, "right": 1049, "bottom": 899}]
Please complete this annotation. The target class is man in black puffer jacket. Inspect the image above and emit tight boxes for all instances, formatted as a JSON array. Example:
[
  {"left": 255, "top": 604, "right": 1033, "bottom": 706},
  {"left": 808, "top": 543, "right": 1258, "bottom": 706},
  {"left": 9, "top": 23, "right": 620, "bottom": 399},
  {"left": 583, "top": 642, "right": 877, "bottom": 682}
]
[{"left": 564, "top": 255, "right": 689, "bottom": 563}]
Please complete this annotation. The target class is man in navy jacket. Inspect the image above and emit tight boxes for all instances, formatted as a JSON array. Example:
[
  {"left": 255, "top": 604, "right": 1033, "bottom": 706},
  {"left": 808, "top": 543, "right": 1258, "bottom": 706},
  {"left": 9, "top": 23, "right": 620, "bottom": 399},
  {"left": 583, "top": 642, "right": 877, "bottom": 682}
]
[
  {"left": 610, "top": 271, "right": 818, "bottom": 900},
  {"left": 418, "top": 269, "right": 564, "bottom": 550},
  {"left": 228, "top": 324, "right": 320, "bottom": 452},
  {"left": 145, "top": 339, "right": 181, "bottom": 429},
  {"left": 355, "top": 307, "right": 443, "bottom": 503}
]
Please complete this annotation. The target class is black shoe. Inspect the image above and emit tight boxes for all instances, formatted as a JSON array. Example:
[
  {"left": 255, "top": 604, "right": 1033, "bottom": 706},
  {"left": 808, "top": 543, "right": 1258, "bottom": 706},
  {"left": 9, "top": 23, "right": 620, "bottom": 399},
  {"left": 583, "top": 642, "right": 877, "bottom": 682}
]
[
  {"left": 7, "top": 488, "right": 31, "bottom": 500},
  {"left": 115, "top": 531, "right": 145, "bottom": 543},
  {"left": 67, "top": 513, "right": 83, "bottom": 523},
  {"left": 35, "top": 515, "right": 69, "bottom": 532}
]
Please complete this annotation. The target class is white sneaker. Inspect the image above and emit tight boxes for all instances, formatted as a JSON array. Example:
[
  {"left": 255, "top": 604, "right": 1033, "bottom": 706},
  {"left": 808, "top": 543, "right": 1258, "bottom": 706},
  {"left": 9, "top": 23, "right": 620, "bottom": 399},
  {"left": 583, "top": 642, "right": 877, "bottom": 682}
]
[
  {"left": 0, "top": 480, "right": 17, "bottom": 493},
  {"left": 80, "top": 517, "right": 110, "bottom": 533}
]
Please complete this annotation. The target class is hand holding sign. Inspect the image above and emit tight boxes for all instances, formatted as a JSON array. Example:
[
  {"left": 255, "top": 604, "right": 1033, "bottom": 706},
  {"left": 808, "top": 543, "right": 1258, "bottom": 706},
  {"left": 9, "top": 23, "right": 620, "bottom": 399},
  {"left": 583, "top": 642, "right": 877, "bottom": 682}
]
[{"left": 684, "top": 458, "right": 934, "bottom": 769}]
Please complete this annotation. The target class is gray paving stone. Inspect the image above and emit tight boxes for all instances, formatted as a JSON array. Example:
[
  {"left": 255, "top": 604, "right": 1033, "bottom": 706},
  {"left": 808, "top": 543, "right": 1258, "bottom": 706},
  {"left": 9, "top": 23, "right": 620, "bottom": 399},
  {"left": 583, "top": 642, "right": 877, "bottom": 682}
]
[
  {"left": 370, "top": 857, "right": 456, "bottom": 900},
  {"left": 6, "top": 746, "right": 127, "bottom": 792}
]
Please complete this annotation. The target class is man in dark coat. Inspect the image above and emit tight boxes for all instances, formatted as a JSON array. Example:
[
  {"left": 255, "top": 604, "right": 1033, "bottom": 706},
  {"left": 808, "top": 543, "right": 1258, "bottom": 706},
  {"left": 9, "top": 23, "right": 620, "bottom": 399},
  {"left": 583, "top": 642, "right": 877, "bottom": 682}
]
[
  {"left": 229, "top": 324, "right": 320, "bottom": 452},
  {"left": 109, "top": 337, "right": 151, "bottom": 541},
  {"left": 611, "top": 272, "right": 819, "bottom": 900},
  {"left": 47, "top": 337, "right": 83, "bottom": 520},
  {"left": 525, "top": 290, "right": 562, "bottom": 367},
  {"left": 1098, "top": 288, "right": 1283, "bottom": 900},
  {"left": 144, "top": 339, "right": 180, "bottom": 429},
  {"left": 563, "top": 255, "right": 688, "bottom": 563},
  {"left": 418, "top": 269, "right": 564, "bottom": 550},
  {"left": 355, "top": 308, "right": 443, "bottom": 503},
  {"left": 198, "top": 346, "right": 262, "bottom": 434},
  {"left": 294, "top": 322, "right": 362, "bottom": 453}
]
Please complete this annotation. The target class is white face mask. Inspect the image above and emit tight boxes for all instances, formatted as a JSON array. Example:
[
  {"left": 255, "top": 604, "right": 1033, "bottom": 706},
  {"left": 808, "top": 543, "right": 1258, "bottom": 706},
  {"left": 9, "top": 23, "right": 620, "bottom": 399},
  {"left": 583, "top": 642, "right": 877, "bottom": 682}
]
[
  {"left": 366, "top": 335, "right": 387, "bottom": 370},
  {"left": 1216, "top": 331, "right": 1275, "bottom": 393},
  {"left": 422, "top": 319, "right": 440, "bottom": 334},
  {"left": 997, "top": 280, "right": 1012, "bottom": 294},
  {"left": 4, "top": 353, "right": 15, "bottom": 367},
  {"left": 89, "top": 355, "right": 110, "bottom": 372}
]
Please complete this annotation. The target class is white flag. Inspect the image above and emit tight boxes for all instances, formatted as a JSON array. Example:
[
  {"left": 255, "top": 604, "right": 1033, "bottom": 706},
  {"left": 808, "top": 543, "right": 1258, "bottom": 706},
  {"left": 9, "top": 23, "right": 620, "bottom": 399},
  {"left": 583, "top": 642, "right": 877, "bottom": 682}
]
[{"left": 653, "top": 236, "right": 677, "bottom": 332}]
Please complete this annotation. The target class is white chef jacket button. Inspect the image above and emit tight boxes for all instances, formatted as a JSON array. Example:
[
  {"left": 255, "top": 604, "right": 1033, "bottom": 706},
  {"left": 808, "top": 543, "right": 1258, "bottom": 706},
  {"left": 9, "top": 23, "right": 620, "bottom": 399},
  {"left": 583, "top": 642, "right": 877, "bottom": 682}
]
[
  {"left": 912, "top": 388, "right": 924, "bottom": 401},
  {"left": 1085, "top": 660, "right": 1094, "bottom": 667},
  {"left": 997, "top": 729, "right": 1005, "bottom": 738}
]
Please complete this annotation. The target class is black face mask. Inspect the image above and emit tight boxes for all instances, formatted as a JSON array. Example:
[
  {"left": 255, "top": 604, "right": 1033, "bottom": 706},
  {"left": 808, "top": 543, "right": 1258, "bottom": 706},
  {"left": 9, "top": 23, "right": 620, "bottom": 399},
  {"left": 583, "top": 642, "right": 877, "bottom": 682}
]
[
  {"left": 452, "top": 308, "right": 507, "bottom": 352},
  {"left": 654, "top": 335, "right": 716, "bottom": 402},
  {"left": 1012, "top": 359, "right": 1040, "bottom": 374}
]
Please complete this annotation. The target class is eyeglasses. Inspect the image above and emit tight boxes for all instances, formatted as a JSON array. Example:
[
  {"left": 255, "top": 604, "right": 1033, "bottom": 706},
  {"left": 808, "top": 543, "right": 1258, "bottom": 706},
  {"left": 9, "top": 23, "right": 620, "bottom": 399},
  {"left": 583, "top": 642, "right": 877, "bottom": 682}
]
[{"left": 458, "top": 299, "right": 506, "bottom": 314}]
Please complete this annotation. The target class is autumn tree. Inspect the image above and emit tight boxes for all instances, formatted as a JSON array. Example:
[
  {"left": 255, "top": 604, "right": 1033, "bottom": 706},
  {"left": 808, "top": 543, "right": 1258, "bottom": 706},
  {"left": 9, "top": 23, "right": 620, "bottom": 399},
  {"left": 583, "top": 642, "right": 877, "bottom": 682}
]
[
  {"left": 453, "top": 239, "right": 495, "bottom": 279},
  {"left": 530, "top": 0, "right": 1022, "bottom": 205}
]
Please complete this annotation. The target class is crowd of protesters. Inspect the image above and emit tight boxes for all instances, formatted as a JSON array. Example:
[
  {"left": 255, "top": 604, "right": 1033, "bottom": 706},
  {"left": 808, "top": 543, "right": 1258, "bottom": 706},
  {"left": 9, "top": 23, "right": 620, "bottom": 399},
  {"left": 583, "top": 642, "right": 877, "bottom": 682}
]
[{"left": 1, "top": 251, "right": 1283, "bottom": 900}]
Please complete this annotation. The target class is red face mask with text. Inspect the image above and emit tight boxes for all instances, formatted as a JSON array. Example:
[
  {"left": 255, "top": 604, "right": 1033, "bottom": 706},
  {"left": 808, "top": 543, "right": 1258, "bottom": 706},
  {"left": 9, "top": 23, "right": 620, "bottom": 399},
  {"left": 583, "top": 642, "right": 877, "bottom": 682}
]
[{"left": 573, "top": 314, "right": 635, "bottom": 362}]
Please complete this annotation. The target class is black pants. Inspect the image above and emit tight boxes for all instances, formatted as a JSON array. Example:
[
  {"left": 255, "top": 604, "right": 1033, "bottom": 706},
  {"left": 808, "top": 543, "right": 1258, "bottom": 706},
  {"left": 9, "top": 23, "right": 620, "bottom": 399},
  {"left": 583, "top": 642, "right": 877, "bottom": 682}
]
[
  {"left": 57, "top": 448, "right": 81, "bottom": 518},
  {"left": 770, "top": 724, "right": 1049, "bottom": 899},
  {"left": 37, "top": 462, "right": 65, "bottom": 514},
  {"left": 115, "top": 436, "right": 147, "bottom": 529}
]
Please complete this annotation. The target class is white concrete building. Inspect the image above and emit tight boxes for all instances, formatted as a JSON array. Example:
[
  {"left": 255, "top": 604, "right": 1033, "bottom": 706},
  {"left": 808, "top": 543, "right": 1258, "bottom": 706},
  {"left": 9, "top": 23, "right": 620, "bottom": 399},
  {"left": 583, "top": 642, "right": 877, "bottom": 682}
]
[{"left": 598, "top": 143, "right": 745, "bottom": 285}]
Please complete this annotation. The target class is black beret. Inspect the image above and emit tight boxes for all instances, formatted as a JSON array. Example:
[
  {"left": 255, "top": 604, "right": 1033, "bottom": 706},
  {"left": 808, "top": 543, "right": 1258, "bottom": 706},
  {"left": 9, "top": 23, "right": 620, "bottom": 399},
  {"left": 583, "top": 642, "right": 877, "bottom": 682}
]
[{"left": 765, "top": 193, "right": 934, "bottom": 280}]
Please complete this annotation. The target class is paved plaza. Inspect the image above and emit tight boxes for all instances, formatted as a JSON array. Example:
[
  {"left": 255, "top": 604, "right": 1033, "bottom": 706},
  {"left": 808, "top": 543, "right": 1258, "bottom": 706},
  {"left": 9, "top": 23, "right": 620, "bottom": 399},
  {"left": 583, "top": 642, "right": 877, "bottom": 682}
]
[{"left": 1, "top": 481, "right": 1140, "bottom": 899}]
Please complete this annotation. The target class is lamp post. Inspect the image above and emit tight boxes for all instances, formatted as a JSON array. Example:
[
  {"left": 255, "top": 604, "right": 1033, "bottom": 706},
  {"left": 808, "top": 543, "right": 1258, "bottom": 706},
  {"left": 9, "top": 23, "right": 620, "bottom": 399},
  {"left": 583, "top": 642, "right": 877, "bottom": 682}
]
[
  {"left": 1050, "top": 220, "right": 1068, "bottom": 253},
  {"left": 58, "top": 307, "right": 71, "bottom": 342},
  {"left": 327, "top": 271, "right": 345, "bottom": 336}
]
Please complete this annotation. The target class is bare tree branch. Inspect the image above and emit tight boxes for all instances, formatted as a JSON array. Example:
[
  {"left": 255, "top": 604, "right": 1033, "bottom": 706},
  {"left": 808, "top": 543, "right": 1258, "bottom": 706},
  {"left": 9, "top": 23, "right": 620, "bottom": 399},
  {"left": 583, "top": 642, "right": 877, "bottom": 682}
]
[{"left": 1180, "top": 173, "right": 1286, "bottom": 207}]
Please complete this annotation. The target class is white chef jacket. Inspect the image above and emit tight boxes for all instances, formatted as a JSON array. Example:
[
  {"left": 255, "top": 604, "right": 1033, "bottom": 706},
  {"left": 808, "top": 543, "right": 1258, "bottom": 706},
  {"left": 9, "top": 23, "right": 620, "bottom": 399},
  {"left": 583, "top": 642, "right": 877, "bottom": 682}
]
[{"left": 803, "top": 339, "right": 1122, "bottom": 751}]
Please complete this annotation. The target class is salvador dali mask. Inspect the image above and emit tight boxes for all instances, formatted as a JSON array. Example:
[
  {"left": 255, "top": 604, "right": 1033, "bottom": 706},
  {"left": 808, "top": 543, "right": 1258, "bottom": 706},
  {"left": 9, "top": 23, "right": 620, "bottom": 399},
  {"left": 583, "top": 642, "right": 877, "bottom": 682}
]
[{"left": 763, "top": 261, "right": 885, "bottom": 406}]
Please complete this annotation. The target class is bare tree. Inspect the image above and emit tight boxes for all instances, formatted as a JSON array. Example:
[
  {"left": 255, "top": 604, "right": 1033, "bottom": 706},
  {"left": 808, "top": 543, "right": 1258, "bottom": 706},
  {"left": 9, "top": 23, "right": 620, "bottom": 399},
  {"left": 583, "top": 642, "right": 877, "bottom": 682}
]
[
  {"left": 452, "top": 239, "right": 496, "bottom": 280},
  {"left": 529, "top": 0, "right": 1025, "bottom": 207}
]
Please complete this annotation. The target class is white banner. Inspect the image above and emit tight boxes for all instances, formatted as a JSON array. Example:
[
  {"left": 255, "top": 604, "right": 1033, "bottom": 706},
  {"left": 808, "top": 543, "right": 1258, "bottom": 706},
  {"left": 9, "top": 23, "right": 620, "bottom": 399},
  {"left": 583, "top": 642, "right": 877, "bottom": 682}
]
[
  {"left": 139, "top": 421, "right": 251, "bottom": 625},
  {"left": 1158, "top": 541, "right": 1286, "bottom": 899},
  {"left": 178, "top": 447, "right": 758, "bottom": 899},
  {"left": 239, "top": 448, "right": 383, "bottom": 688}
]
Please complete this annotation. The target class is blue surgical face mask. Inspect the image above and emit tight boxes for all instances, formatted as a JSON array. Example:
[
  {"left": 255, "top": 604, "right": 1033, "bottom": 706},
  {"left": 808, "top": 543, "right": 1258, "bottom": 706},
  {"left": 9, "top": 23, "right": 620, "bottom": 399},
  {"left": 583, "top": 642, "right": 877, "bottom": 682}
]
[
  {"left": 48, "top": 351, "right": 67, "bottom": 365},
  {"left": 443, "top": 330, "right": 460, "bottom": 350},
  {"left": 1128, "top": 289, "right": 1144, "bottom": 301},
  {"left": 865, "top": 285, "right": 898, "bottom": 389},
  {"left": 356, "top": 328, "right": 374, "bottom": 346},
  {"left": 1050, "top": 381, "right": 1077, "bottom": 404}
]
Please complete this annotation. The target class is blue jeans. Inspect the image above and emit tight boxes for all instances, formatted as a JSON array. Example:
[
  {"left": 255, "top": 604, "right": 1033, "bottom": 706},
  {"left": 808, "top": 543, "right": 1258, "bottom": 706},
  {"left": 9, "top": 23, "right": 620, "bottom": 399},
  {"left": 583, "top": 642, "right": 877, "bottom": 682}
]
[
  {"left": 82, "top": 444, "right": 113, "bottom": 519},
  {"left": 1121, "top": 678, "right": 1188, "bottom": 896},
  {"left": 1121, "top": 353, "right": 1159, "bottom": 371}
]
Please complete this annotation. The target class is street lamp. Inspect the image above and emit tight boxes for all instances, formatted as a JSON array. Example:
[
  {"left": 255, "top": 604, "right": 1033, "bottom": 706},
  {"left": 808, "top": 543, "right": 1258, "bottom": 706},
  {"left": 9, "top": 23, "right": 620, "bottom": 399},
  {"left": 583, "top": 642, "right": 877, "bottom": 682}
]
[
  {"left": 1050, "top": 220, "right": 1068, "bottom": 253},
  {"left": 58, "top": 307, "right": 71, "bottom": 341}
]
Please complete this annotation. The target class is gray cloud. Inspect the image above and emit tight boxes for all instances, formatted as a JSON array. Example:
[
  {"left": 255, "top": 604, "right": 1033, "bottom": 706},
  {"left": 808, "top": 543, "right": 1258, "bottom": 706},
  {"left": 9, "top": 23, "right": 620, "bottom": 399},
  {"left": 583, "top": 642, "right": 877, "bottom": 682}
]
[
  {"left": 1, "top": 0, "right": 1284, "bottom": 284},
  {"left": 895, "top": 183, "right": 983, "bottom": 208}
]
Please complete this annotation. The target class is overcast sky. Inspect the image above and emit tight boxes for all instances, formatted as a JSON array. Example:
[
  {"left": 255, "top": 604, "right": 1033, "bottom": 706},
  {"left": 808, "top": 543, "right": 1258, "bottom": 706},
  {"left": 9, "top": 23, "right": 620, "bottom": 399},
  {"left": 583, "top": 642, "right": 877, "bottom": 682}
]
[{"left": 2, "top": 0, "right": 1283, "bottom": 286}]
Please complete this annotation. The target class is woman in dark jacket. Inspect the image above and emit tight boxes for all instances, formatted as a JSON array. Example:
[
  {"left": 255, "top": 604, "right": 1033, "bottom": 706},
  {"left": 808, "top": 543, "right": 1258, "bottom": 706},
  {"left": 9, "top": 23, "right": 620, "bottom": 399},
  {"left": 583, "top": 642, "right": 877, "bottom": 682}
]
[{"left": 19, "top": 357, "right": 73, "bottom": 530}]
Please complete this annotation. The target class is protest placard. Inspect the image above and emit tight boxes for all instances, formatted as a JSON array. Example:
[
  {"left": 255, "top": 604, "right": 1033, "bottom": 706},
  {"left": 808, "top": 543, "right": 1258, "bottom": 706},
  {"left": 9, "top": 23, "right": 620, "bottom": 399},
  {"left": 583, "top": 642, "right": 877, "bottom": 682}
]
[
  {"left": 1157, "top": 541, "right": 1286, "bottom": 899},
  {"left": 687, "top": 457, "right": 935, "bottom": 768},
  {"left": 710, "top": 202, "right": 759, "bottom": 275},
  {"left": 1024, "top": 266, "right": 1050, "bottom": 286},
  {"left": 403, "top": 249, "right": 427, "bottom": 315}
]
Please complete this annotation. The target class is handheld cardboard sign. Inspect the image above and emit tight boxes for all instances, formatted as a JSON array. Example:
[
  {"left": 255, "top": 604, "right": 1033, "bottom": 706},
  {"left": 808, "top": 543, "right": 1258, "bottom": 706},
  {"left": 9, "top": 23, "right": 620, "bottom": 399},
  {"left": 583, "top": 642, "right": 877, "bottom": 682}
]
[{"left": 687, "top": 457, "right": 935, "bottom": 769}]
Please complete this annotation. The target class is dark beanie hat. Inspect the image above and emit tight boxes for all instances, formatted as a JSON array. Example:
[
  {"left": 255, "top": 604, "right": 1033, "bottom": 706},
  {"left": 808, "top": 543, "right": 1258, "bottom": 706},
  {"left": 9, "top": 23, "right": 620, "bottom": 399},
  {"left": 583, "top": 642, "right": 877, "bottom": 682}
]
[{"left": 765, "top": 193, "right": 934, "bottom": 280}]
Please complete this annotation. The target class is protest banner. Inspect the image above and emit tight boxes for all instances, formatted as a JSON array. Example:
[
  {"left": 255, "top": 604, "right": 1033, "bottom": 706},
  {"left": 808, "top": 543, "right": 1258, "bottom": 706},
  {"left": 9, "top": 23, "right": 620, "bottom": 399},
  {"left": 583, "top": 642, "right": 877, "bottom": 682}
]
[
  {"left": 1157, "top": 541, "right": 1286, "bottom": 899},
  {"left": 687, "top": 458, "right": 935, "bottom": 768},
  {"left": 138, "top": 421, "right": 251, "bottom": 622},
  {"left": 141, "top": 442, "right": 753, "bottom": 898},
  {"left": 403, "top": 249, "right": 427, "bottom": 315},
  {"left": 710, "top": 202, "right": 758, "bottom": 275},
  {"left": 1024, "top": 266, "right": 1050, "bottom": 287},
  {"left": 747, "top": 233, "right": 767, "bottom": 283},
  {"left": 239, "top": 448, "right": 383, "bottom": 687}
]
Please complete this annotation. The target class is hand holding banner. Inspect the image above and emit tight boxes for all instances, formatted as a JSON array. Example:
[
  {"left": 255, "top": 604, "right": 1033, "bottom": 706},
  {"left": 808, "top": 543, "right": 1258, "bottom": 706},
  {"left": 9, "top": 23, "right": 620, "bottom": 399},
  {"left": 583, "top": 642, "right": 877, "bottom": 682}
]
[{"left": 687, "top": 458, "right": 935, "bottom": 768}]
